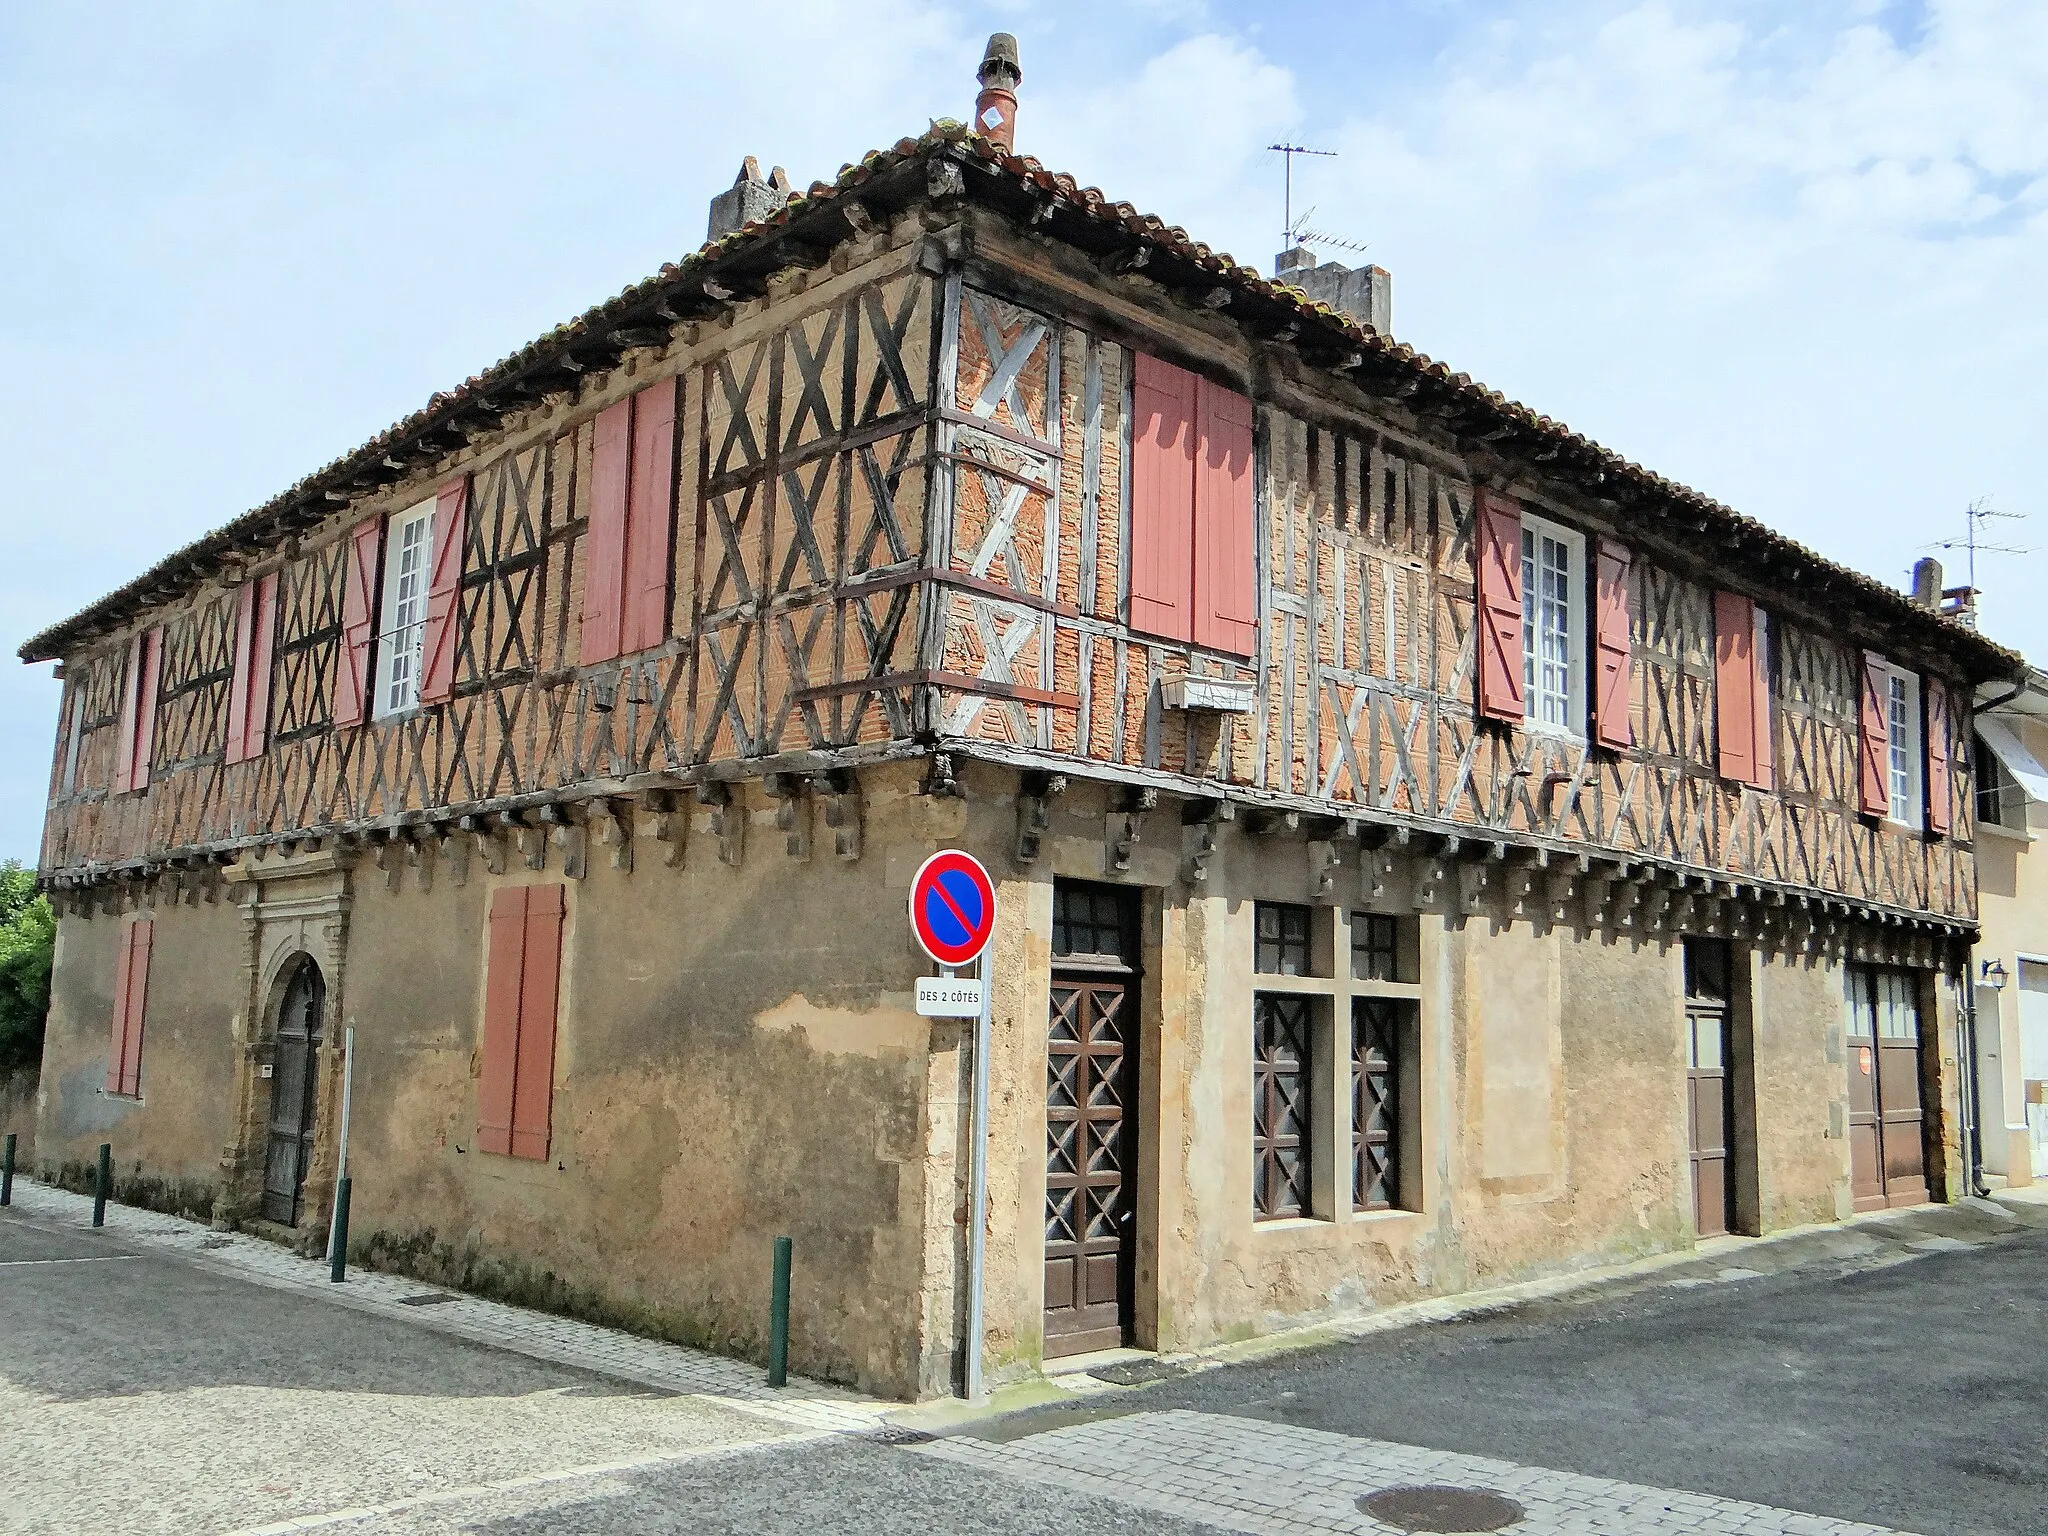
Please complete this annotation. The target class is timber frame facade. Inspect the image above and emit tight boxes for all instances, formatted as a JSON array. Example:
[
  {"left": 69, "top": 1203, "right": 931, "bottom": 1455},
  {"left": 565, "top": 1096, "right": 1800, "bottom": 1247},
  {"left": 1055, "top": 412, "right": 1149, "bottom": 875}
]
[{"left": 21, "top": 124, "right": 2024, "bottom": 1398}]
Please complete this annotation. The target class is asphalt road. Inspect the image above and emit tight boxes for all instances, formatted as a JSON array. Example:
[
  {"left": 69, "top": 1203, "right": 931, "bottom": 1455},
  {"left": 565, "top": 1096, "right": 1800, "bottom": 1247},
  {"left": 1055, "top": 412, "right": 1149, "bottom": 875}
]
[
  {"left": 1116, "top": 1220, "right": 2048, "bottom": 1536},
  {"left": 8, "top": 1195, "right": 2048, "bottom": 1534}
]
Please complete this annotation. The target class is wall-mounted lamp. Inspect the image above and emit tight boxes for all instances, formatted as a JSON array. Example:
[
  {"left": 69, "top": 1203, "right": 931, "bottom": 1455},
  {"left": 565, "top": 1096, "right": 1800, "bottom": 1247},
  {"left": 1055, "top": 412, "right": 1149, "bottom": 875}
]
[{"left": 1980, "top": 958, "right": 2009, "bottom": 991}]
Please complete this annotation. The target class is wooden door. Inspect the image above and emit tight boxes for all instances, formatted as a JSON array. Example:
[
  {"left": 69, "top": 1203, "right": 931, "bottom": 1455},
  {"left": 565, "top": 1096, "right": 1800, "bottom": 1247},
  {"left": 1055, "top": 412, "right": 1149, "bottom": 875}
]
[
  {"left": 1043, "top": 882, "right": 1138, "bottom": 1359},
  {"left": 1846, "top": 966, "right": 1929, "bottom": 1211},
  {"left": 262, "top": 960, "right": 325, "bottom": 1225},
  {"left": 1687, "top": 1004, "right": 1732, "bottom": 1237}
]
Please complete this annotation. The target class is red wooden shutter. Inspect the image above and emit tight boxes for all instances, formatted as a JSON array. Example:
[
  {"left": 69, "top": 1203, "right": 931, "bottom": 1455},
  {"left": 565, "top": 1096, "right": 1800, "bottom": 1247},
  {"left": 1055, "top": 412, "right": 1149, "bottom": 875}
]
[
  {"left": 225, "top": 573, "right": 279, "bottom": 764},
  {"left": 581, "top": 396, "right": 634, "bottom": 665},
  {"left": 107, "top": 919, "right": 136, "bottom": 1092},
  {"left": 476, "top": 887, "right": 526, "bottom": 1157},
  {"left": 1192, "top": 378, "right": 1257, "bottom": 655},
  {"left": 1858, "top": 650, "right": 1891, "bottom": 816},
  {"left": 1749, "top": 605, "right": 1773, "bottom": 791},
  {"left": 225, "top": 580, "right": 257, "bottom": 764},
  {"left": 623, "top": 379, "right": 678, "bottom": 655},
  {"left": 333, "top": 518, "right": 384, "bottom": 728},
  {"left": 510, "top": 884, "right": 565, "bottom": 1161},
  {"left": 1925, "top": 680, "right": 1951, "bottom": 835},
  {"left": 1713, "top": 591, "right": 1756, "bottom": 785},
  {"left": 130, "top": 627, "right": 162, "bottom": 792},
  {"left": 1592, "top": 539, "right": 1633, "bottom": 748},
  {"left": 1128, "top": 353, "right": 1197, "bottom": 642},
  {"left": 106, "top": 917, "right": 152, "bottom": 1097},
  {"left": 419, "top": 478, "right": 468, "bottom": 705},
  {"left": 113, "top": 632, "right": 144, "bottom": 793},
  {"left": 1474, "top": 490, "right": 1524, "bottom": 722}
]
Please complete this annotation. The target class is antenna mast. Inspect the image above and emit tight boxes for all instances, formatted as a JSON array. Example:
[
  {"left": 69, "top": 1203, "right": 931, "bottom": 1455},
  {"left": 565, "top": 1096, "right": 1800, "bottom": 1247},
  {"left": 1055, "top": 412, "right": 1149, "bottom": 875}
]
[{"left": 1268, "top": 143, "right": 1337, "bottom": 250}]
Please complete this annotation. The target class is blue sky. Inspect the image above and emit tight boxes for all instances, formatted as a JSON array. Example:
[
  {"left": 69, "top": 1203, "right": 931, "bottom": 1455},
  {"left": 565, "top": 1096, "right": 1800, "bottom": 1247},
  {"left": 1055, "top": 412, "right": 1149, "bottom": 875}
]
[{"left": 2, "top": 0, "right": 2043, "bottom": 863}]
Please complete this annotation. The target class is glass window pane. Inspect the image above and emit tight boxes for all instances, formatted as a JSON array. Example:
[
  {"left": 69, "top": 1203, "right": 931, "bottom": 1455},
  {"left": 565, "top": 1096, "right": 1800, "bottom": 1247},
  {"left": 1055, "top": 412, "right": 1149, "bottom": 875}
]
[{"left": 1254, "top": 902, "right": 1310, "bottom": 975}]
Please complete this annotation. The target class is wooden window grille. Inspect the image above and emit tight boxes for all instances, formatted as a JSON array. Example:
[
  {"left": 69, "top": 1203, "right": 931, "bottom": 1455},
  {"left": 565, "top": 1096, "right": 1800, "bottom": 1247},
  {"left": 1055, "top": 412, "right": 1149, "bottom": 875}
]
[
  {"left": 1252, "top": 994, "right": 1312, "bottom": 1220},
  {"left": 1254, "top": 902, "right": 1311, "bottom": 976},
  {"left": 1352, "top": 998, "right": 1405, "bottom": 1212}
]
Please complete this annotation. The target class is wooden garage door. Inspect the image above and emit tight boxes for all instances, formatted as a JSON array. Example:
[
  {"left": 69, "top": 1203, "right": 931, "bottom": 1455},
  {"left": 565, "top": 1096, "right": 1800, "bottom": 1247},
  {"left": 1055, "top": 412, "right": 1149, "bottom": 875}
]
[
  {"left": 1846, "top": 966, "right": 1930, "bottom": 1212},
  {"left": 1044, "top": 882, "right": 1138, "bottom": 1359}
]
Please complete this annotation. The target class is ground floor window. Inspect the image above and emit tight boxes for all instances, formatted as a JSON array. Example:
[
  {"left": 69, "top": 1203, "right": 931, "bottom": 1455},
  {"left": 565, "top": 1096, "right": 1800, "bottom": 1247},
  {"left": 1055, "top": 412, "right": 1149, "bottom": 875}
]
[
  {"left": 1252, "top": 994, "right": 1313, "bottom": 1219},
  {"left": 1351, "top": 998, "right": 1407, "bottom": 1211}
]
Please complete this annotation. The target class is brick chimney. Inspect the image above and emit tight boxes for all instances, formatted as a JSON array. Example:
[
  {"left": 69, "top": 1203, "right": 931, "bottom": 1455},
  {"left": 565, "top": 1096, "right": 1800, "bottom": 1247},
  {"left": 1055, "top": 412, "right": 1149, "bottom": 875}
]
[
  {"left": 976, "top": 33, "right": 1021, "bottom": 153},
  {"left": 1274, "top": 245, "right": 1392, "bottom": 336},
  {"left": 707, "top": 157, "right": 792, "bottom": 244}
]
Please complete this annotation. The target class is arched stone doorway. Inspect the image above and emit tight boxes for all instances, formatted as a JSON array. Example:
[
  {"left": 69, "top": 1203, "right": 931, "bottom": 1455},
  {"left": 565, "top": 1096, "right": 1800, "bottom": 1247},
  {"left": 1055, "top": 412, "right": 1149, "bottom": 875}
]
[{"left": 261, "top": 956, "right": 327, "bottom": 1225}]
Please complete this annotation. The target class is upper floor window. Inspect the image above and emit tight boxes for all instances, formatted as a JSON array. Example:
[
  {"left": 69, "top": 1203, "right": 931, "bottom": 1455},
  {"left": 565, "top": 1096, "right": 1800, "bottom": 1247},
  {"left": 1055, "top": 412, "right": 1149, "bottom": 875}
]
[
  {"left": 1520, "top": 514, "right": 1583, "bottom": 733},
  {"left": 1127, "top": 352, "right": 1257, "bottom": 656},
  {"left": 376, "top": 499, "right": 435, "bottom": 718},
  {"left": 1882, "top": 666, "right": 1922, "bottom": 828}
]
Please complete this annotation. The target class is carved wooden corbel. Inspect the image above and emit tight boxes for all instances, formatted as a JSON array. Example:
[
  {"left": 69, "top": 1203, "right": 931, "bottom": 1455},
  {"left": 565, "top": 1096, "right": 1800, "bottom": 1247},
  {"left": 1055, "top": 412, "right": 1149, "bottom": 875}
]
[
  {"left": 537, "top": 803, "right": 584, "bottom": 879},
  {"left": 1183, "top": 798, "right": 1234, "bottom": 883},
  {"left": 593, "top": 798, "right": 634, "bottom": 873},
  {"left": 763, "top": 774, "right": 812, "bottom": 861},
  {"left": 408, "top": 828, "right": 438, "bottom": 893},
  {"left": 698, "top": 781, "right": 744, "bottom": 867},
  {"left": 823, "top": 769, "right": 863, "bottom": 862},
  {"left": 1308, "top": 839, "right": 1342, "bottom": 905},
  {"left": 643, "top": 789, "right": 686, "bottom": 869},
  {"left": 1015, "top": 771, "right": 1065, "bottom": 865},
  {"left": 1107, "top": 788, "right": 1157, "bottom": 874}
]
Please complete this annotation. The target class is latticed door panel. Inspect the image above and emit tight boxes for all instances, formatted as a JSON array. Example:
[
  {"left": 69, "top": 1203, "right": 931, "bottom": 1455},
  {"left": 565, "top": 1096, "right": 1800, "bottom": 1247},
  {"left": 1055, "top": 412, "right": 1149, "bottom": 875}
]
[
  {"left": 1352, "top": 998, "right": 1404, "bottom": 1212},
  {"left": 1043, "top": 974, "right": 1132, "bottom": 1355},
  {"left": 1253, "top": 994, "right": 1312, "bottom": 1220}
]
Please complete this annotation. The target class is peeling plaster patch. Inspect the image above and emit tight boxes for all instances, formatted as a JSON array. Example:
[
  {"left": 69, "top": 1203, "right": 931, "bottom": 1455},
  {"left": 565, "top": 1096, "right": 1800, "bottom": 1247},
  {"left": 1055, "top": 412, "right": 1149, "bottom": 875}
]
[
  {"left": 753, "top": 994, "right": 925, "bottom": 1059},
  {"left": 55, "top": 1060, "right": 135, "bottom": 1137}
]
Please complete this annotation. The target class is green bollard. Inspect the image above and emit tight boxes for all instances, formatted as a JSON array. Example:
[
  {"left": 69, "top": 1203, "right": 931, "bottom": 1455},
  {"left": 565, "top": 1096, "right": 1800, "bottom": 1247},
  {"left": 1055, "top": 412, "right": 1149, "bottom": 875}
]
[
  {"left": 767, "top": 1235, "right": 793, "bottom": 1388},
  {"left": 2, "top": 1132, "right": 15, "bottom": 1206},
  {"left": 329, "top": 1176, "right": 352, "bottom": 1283},
  {"left": 92, "top": 1143, "right": 110, "bottom": 1227}
]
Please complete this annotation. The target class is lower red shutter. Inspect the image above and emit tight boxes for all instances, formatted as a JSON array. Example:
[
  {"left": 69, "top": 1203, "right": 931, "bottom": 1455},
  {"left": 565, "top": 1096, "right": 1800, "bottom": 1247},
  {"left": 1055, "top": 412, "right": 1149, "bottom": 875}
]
[
  {"left": 419, "top": 478, "right": 468, "bottom": 705},
  {"left": 624, "top": 379, "right": 678, "bottom": 655},
  {"left": 333, "top": 518, "right": 384, "bottom": 728},
  {"left": 476, "top": 887, "right": 526, "bottom": 1157},
  {"left": 1858, "top": 651, "right": 1891, "bottom": 816},
  {"left": 1192, "top": 378, "right": 1257, "bottom": 655},
  {"left": 581, "top": 398, "right": 634, "bottom": 665},
  {"left": 1925, "top": 681, "right": 1951, "bottom": 835},
  {"left": 1592, "top": 539, "right": 1633, "bottom": 748},
  {"left": 1128, "top": 353, "right": 1197, "bottom": 642},
  {"left": 510, "top": 885, "right": 565, "bottom": 1161},
  {"left": 107, "top": 920, "right": 136, "bottom": 1093},
  {"left": 1713, "top": 592, "right": 1756, "bottom": 785},
  {"left": 1474, "top": 490, "right": 1524, "bottom": 722}
]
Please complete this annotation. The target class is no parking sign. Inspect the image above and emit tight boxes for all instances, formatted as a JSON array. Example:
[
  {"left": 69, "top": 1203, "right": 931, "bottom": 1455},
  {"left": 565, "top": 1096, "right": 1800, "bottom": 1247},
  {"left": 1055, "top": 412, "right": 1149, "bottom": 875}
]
[{"left": 908, "top": 849, "right": 997, "bottom": 969}]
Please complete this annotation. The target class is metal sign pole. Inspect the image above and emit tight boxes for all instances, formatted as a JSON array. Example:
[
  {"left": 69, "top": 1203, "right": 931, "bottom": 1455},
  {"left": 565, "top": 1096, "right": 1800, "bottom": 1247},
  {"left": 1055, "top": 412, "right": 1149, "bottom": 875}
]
[{"left": 965, "top": 949, "right": 992, "bottom": 1402}]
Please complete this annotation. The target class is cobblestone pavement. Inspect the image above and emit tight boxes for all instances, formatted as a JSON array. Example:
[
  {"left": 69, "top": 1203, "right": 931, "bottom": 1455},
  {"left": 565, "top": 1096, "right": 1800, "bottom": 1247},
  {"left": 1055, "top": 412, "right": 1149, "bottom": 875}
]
[{"left": 6, "top": 1179, "right": 2042, "bottom": 1533}]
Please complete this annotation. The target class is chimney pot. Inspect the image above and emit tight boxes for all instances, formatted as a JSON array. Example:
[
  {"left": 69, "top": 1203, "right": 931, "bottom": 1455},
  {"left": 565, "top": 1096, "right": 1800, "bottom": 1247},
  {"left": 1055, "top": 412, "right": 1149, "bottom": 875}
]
[
  {"left": 975, "top": 33, "right": 1021, "bottom": 153},
  {"left": 1911, "top": 556, "right": 1943, "bottom": 609},
  {"left": 706, "top": 156, "right": 793, "bottom": 244}
]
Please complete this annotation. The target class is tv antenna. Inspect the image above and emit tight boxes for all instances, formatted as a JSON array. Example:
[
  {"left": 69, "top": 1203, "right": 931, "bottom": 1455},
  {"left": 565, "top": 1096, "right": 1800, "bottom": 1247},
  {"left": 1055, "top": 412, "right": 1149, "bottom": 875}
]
[
  {"left": 1268, "top": 143, "right": 1336, "bottom": 250},
  {"left": 1920, "top": 495, "right": 2028, "bottom": 597}
]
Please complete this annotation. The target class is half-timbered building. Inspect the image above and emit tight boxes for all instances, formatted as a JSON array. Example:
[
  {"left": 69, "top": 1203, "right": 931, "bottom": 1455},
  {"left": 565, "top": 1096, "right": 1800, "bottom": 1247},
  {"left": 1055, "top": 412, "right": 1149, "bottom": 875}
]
[{"left": 19, "top": 41, "right": 2024, "bottom": 1399}]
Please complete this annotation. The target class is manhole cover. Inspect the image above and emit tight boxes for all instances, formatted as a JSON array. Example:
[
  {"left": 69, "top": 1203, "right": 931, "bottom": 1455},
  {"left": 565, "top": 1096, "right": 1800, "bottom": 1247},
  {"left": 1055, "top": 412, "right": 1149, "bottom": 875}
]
[{"left": 1359, "top": 1485, "right": 1525, "bottom": 1533}]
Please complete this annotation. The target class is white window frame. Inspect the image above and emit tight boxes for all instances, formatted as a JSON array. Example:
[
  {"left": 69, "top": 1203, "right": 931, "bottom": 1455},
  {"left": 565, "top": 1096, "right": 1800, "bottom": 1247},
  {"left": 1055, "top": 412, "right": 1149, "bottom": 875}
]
[
  {"left": 1519, "top": 512, "right": 1585, "bottom": 737},
  {"left": 1872, "top": 659, "right": 1922, "bottom": 830},
  {"left": 374, "top": 498, "right": 437, "bottom": 720}
]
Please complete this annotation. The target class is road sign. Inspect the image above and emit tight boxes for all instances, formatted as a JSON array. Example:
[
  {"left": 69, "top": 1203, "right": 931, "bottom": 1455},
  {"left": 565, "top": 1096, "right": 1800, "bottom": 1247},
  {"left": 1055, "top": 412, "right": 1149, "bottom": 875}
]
[
  {"left": 915, "top": 975, "right": 986, "bottom": 1017},
  {"left": 908, "top": 849, "right": 997, "bottom": 968}
]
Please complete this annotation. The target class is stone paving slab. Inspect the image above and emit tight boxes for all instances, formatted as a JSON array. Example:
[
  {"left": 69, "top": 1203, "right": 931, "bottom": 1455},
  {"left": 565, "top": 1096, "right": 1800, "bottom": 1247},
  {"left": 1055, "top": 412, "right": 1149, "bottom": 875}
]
[
  {"left": 2, "top": 1178, "right": 887, "bottom": 1437},
  {"left": 919, "top": 1409, "right": 1923, "bottom": 1536}
]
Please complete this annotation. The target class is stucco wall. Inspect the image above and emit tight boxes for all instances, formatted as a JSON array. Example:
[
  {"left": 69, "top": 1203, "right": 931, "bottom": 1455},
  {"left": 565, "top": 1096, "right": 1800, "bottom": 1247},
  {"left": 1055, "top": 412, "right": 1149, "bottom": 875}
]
[
  {"left": 1971, "top": 712, "right": 2046, "bottom": 1185},
  {"left": 36, "top": 898, "right": 245, "bottom": 1211}
]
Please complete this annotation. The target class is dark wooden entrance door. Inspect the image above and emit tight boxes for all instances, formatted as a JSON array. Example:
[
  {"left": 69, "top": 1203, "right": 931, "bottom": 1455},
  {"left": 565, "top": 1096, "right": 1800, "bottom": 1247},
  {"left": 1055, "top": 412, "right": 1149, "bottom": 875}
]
[
  {"left": 1846, "top": 966, "right": 1929, "bottom": 1212},
  {"left": 1683, "top": 941, "right": 1734, "bottom": 1238},
  {"left": 1044, "top": 882, "right": 1137, "bottom": 1359},
  {"left": 262, "top": 959, "right": 326, "bottom": 1225}
]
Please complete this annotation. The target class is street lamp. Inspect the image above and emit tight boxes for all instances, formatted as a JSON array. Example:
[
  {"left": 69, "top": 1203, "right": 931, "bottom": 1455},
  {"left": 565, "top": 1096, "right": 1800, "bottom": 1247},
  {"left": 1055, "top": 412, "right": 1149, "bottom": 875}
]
[{"left": 1980, "top": 958, "right": 2009, "bottom": 991}]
